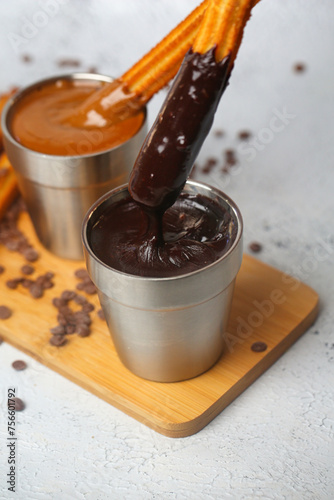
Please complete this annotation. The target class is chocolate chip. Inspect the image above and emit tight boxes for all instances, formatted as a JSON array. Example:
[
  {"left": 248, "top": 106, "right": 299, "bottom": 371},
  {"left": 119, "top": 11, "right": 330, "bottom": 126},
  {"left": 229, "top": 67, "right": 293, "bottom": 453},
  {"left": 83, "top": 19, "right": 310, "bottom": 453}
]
[
  {"left": 50, "top": 325, "right": 65, "bottom": 335},
  {"left": 61, "top": 290, "right": 77, "bottom": 301},
  {"left": 29, "top": 283, "right": 43, "bottom": 299},
  {"left": 12, "top": 360, "right": 27, "bottom": 371},
  {"left": 76, "top": 324, "right": 90, "bottom": 337},
  {"left": 74, "top": 268, "right": 90, "bottom": 280},
  {"left": 73, "top": 294, "right": 87, "bottom": 306},
  {"left": 0, "top": 305, "right": 12, "bottom": 319},
  {"left": 21, "top": 278, "right": 33, "bottom": 288},
  {"left": 50, "top": 335, "right": 67, "bottom": 346},
  {"left": 82, "top": 302, "right": 95, "bottom": 313},
  {"left": 21, "top": 54, "right": 33, "bottom": 63},
  {"left": 65, "top": 324, "right": 76, "bottom": 335},
  {"left": 202, "top": 157, "right": 218, "bottom": 175},
  {"left": 23, "top": 247, "right": 39, "bottom": 262},
  {"left": 214, "top": 129, "right": 225, "bottom": 138},
  {"left": 249, "top": 242, "right": 262, "bottom": 253},
  {"left": 224, "top": 149, "right": 237, "bottom": 166},
  {"left": 0, "top": 265, "right": 5, "bottom": 274},
  {"left": 251, "top": 341, "right": 268, "bottom": 352},
  {"left": 21, "top": 264, "right": 34, "bottom": 275},
  {"left": 74, "top": 311, "right": 91, "bottom": 325},
  {"left": 6, "top": 278, "right": 22, "bottom": 290},
  {"left": 238, "top": 130, "right": 252, "bottom": 141},
  {"left": 82, "top": 282, "right": 97, "bottom": 295},
  {"left": 294, "top": 63, "right": 306, "bottom": 73},
  {"left": 9, "top": 397, "right": 25, "bottom": 411},
  {"left": 52, "top": 297, "right": 66, "bottom": 308}
]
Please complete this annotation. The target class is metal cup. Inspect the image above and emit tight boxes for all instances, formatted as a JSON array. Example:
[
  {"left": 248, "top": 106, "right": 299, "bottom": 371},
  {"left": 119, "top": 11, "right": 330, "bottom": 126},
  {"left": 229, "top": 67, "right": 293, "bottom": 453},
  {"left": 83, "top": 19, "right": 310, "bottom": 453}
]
[
  {"left": 1, "top": 73, "right": 147, "bottom": 260},
  {"left": 82, "top": 180, "right": 243, "bottom": 382}
]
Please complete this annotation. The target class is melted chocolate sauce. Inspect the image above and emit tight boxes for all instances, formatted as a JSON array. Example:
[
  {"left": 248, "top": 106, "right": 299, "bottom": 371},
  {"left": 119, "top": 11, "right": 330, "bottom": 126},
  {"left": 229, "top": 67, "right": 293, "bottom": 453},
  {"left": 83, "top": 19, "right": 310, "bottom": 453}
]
[
  {"left": 129, "top": 48, "right": 231, "bottom": 211},
  {"left": 90, "top": 192, "right": 236, "bottom": 278},
  {"left": 91, "top": 49, "right": 234, "bottom": 277}
]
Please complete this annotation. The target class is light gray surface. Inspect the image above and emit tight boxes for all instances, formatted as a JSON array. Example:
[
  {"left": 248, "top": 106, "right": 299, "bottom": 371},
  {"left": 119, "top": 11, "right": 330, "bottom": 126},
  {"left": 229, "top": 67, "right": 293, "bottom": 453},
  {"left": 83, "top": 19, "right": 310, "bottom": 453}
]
[{"left": 0, "top": 1, "right": 333, "bottom": 499}]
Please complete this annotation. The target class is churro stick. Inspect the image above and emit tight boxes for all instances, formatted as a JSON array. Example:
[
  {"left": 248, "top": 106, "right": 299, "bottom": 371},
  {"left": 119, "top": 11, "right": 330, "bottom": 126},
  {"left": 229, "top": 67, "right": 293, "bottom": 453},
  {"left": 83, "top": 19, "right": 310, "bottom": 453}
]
[
  {"left": 68, "top": 0, "right": 209, "bottom": 127},
  {"left": 193, "top": 0, "right": 259, "bottom": 63},
  {"left": 0, "top": 153, "right": 19, "bottom": 220},
  {"left": 0, "top": 90, "right": 19, "bottom": 220},
  {"left": 122, "top": 0, "right": 209, "bottom": 100},
  {"left": 129, "top": 0, "right": 260, "bottom": 210}
]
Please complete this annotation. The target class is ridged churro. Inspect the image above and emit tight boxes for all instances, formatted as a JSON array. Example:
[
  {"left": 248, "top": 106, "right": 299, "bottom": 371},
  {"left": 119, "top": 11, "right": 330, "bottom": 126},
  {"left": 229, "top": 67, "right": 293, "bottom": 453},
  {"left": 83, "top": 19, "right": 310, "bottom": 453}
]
[
  {"left": 129, "top": 0, "right": 260, "bottom": 210},
  {"left": 67, "top": 0, "right": 209, "bottom": 127},
  {"left": 0, "top": 153, "right": 19, "bottom": 220}
]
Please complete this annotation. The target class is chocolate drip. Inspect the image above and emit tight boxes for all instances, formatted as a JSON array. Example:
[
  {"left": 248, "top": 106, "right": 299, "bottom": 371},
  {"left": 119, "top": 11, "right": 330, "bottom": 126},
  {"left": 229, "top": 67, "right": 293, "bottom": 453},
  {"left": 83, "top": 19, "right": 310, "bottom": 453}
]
[{"left": 129, "top": 48, "right": 231, "bottom": 211}]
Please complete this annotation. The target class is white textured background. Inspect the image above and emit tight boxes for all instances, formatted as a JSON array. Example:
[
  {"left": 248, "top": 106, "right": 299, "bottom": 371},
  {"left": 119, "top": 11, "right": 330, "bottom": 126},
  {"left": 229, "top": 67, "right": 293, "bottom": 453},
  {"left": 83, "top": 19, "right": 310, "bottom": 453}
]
[{"left": 0, "top": 1, "right": 333, "bottom": 499}]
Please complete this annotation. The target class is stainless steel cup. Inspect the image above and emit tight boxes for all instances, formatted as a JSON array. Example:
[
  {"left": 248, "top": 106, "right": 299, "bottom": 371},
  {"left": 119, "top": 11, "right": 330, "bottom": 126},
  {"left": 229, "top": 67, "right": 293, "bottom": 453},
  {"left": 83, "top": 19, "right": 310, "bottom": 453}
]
[
  {"left": 1, "top": 73, "right": 147, "bottom": 260},
  {"left": 82, "top": 180, "right": 243, "bottom": 382}
]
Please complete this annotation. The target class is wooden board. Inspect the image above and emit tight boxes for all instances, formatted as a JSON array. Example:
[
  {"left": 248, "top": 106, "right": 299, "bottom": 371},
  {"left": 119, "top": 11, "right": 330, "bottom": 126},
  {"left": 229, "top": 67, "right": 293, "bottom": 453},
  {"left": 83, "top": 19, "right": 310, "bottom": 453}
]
[{"left": 0, "top": 211, "right": 319, "bottom": 437}]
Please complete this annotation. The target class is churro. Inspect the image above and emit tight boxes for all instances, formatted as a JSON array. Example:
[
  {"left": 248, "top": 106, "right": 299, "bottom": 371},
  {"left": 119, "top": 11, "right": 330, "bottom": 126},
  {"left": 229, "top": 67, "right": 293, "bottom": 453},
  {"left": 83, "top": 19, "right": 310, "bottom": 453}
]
[
  {"left": 0, "top": 91, "right": 19, "bottom": 220},
  {"left": 0, "top": 153, "right": 19, "bottom": 220},
  {"left": 129, "top": 0, "right": 259, "bottom": 210},
  {"left": 67, "top": 0, "right": 209, "bottom": 127}
]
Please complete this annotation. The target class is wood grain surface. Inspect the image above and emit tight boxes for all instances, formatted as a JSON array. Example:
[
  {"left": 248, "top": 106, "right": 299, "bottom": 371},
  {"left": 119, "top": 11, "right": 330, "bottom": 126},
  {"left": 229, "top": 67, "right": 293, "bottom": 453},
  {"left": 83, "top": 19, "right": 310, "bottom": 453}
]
[{"left": 0, "top": 211, "right": 319, "bottom": 437}]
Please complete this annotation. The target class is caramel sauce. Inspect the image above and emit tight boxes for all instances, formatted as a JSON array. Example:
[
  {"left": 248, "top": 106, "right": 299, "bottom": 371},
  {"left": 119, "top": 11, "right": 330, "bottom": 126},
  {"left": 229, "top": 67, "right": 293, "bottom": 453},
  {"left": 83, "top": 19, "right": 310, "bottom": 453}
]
[{"left": 10, "top": 78, "right": 145, "bottom": 156}]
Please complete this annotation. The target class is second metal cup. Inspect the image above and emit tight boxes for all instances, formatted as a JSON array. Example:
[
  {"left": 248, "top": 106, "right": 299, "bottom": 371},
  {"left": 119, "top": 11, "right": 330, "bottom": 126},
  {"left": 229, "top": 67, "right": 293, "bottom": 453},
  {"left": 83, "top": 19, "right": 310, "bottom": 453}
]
[
  {"left": 2, "top": 73, "right": 147, "bottom": 260},
  {"left": 82, "top": 180, "right": 243, "bottom": 382}
]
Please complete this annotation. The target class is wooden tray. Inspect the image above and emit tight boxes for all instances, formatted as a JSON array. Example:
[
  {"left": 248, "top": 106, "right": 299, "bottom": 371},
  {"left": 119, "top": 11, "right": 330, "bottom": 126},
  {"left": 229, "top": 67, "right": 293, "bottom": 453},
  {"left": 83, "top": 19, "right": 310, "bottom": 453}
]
[{"left": 0, "top": 211, "right": 319, "bottom": 437}]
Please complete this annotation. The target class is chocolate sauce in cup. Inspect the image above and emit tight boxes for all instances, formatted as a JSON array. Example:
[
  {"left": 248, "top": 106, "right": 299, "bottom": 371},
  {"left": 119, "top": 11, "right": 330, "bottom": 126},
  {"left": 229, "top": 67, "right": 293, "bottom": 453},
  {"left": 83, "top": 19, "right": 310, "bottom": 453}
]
[{"left": 82, "top": 180, "right": 243, "bottom": 382}]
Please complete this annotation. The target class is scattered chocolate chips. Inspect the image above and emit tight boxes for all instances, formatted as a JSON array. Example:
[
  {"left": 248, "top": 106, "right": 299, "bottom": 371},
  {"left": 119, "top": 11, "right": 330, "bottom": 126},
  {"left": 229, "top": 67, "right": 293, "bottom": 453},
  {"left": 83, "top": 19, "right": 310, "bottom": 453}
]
[
  {"left": 251, "top": 341, "right": 268, "bottom": 353},
  {"left": 0, "top": 264, "right": 5, "bottom": 274},
  {"left": 49, "top": 289, "right": 95, "bottom": 345},
  {"left": 0, "top": 197, "right": 39, "bottom": 263},
  {"left": 202, "top": 157, "right": 218, "bottom": 175},
  {"left": 74, "top": 268, "right": 97, "bottom": 295},
  {"left": 9, "top": 397, "right": 25, "bottom": 411},
  {"left": 238, "top": 130, "right": 252, "bottom": 141},
  {"left": 294, "top": 63, "right": 306, "bottom": 73},
  {"left": 5, "top": 271, "right": 54, "bottom": 298},
  {"left": 12, "top": 360, "right": 27, "bottom": 371},
  {"left": 0, "top": 305, "right": 12, "bottom": 319},
  {"left": 21, "top": 264, "right": 34, "bottom": 275},
  {"left": 249, "top": 242, "right": 262, "bottom": 253}
]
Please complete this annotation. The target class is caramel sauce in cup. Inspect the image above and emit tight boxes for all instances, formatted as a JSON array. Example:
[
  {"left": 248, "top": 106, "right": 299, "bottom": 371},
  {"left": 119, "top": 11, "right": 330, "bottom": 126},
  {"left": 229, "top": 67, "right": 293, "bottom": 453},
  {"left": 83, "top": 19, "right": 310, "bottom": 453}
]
[{"left": 10, "top": 77, "right": 144, "bottom": 156}]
